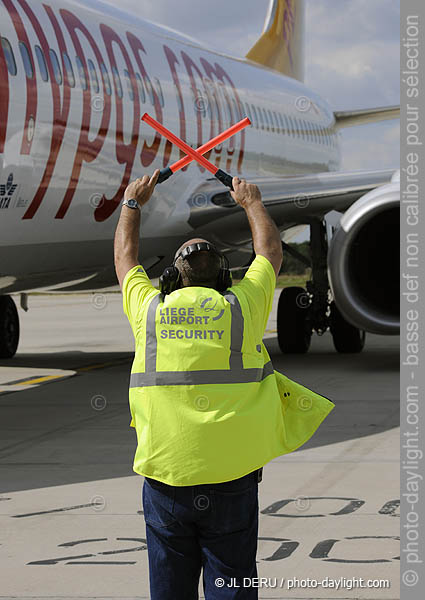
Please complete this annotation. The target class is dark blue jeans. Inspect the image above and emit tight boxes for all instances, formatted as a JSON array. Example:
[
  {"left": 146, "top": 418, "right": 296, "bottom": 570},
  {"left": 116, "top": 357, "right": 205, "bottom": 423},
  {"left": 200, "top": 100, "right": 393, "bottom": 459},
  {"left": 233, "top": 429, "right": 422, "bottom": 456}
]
[{"left": 142, "top": 468, "right": 261, "bottom": 599}]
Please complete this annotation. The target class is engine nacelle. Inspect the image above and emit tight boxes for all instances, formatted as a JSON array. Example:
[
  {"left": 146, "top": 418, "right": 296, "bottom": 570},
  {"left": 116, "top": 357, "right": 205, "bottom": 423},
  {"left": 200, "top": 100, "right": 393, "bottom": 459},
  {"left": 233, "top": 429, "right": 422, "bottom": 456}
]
[{"left": 328, "top": 171, "right": 400, "bottom": 335}]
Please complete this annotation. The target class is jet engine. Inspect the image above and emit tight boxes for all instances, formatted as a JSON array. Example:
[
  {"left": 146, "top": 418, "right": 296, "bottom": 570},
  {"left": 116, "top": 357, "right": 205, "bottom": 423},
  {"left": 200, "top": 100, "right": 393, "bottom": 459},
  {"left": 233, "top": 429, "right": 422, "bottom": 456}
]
[{"left": 328, "top": 171, "right": 400, "bottom": 335}]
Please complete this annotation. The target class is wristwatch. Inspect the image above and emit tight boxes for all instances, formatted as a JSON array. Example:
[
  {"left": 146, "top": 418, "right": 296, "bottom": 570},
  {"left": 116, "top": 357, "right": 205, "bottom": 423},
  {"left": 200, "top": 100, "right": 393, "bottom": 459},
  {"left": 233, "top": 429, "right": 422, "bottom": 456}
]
[{"left": 122, "top": 198, "right": 139, "bottom": 209}]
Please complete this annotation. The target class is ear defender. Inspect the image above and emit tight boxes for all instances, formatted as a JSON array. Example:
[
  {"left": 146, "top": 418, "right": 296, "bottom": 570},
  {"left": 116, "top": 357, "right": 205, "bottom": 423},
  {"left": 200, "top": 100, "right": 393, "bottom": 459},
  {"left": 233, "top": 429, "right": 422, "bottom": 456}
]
[
  {"left": 159, "top": 265, "right": 181, "bottom": 296},
  {"left": 159, "top": 242, "right": 232, "bottom": 296},
  {"left": 216, "top": 253, "right": 232, "bottom": 293}
]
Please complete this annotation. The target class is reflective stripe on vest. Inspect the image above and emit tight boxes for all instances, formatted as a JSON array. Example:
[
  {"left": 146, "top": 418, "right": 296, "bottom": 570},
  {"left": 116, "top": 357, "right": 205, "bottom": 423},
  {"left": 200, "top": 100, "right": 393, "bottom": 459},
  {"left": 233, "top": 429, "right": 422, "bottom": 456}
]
[{"left": 129, "top": 290, "right": 274, "bottom": 388}]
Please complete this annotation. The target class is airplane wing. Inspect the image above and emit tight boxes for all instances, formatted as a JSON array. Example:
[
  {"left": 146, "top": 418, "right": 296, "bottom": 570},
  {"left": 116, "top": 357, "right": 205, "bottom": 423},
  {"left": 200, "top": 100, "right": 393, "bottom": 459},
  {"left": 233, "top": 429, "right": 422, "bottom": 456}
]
[
  {"left": 334, "top": 106, "right": 400, "bottom": 129},
  {"left": 186, "top": 168, "right": 397, "bottom": 248}
]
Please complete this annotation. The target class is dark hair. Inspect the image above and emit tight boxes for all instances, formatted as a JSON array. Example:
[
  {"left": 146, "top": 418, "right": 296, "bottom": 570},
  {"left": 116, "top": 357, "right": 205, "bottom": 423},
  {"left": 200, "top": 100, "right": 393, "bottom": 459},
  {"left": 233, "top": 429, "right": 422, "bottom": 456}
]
[{"left": 175, "top": 251, "right": 221, "bottom": 288}]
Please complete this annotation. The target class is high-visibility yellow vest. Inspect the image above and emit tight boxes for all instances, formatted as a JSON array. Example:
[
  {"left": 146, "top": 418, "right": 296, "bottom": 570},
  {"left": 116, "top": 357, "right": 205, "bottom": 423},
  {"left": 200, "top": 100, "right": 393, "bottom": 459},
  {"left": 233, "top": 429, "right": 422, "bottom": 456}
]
[{"left": 128, "top": 283, "right": 335, "bottom": 486}]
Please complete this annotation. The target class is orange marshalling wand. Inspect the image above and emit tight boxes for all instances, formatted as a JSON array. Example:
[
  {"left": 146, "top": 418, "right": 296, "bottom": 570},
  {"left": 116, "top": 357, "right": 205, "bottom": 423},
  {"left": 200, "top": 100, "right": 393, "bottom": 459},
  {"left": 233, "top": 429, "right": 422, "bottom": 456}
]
[{"left": 141, "top": 113, "right": 251, "bottom": 190}]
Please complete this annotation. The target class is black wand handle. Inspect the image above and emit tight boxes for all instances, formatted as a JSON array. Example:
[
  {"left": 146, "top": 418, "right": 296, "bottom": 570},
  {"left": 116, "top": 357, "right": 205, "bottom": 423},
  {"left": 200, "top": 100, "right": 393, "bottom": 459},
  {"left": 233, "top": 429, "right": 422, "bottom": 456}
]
[
  {"left": 155, "top": 167, "right": 173, "bottom": 185},
  {"left": 214, "top": 169, "right": 234, "bottom": 191}
]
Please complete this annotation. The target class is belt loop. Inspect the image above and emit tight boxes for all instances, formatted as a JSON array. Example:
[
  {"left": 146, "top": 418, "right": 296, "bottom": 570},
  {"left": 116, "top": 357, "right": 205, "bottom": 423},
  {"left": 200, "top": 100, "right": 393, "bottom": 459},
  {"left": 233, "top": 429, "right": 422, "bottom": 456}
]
[{"left": 257, "top": 468, "right": 263, "bottom": 483}]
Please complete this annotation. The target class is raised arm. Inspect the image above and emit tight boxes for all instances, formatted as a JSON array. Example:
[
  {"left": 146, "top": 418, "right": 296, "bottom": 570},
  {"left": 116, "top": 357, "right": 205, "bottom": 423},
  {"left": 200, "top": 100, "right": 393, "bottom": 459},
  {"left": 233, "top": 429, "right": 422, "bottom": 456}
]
[
  {"left": 230, "top": 177, "right": 283, "bottom": 278},
  {"left": 114, "top": 170, "right": 160, "bottom": 289}
]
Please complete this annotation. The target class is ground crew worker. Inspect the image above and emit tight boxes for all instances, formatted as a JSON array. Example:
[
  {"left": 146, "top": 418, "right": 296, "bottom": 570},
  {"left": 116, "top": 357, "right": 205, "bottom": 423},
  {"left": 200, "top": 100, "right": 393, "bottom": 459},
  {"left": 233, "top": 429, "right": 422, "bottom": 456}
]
[{"left": 114, "top": 170, "right": 334, "bottom": 600}]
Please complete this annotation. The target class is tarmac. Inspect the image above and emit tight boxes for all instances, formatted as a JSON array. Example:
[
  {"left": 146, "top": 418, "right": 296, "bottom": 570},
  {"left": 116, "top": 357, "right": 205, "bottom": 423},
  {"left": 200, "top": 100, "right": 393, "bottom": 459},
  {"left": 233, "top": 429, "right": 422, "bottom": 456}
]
[{"left": 0, "top": 290, "right": 400, "bottom": 599}]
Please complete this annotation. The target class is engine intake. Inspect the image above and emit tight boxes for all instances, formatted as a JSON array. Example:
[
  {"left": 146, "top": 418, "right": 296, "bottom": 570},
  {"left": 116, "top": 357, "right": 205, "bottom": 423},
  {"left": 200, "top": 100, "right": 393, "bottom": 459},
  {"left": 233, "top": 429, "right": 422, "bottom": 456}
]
[{"left": 328, "top": 172, "right": 400, "bottom": 335}]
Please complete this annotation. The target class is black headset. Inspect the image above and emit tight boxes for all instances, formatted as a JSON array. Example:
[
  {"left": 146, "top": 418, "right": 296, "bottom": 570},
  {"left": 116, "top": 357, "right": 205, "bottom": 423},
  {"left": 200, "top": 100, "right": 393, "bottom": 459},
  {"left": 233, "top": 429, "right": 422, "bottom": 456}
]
[{"left": 159, "top": 241, "right": 232, "bottom": 296}]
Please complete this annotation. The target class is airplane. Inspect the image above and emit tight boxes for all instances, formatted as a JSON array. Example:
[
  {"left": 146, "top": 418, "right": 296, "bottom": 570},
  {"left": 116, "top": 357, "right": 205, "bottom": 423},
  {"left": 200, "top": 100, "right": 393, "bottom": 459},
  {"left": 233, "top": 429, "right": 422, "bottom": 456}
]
[{"left": 0, "top": 0, "right": 400, "bottom": 358}]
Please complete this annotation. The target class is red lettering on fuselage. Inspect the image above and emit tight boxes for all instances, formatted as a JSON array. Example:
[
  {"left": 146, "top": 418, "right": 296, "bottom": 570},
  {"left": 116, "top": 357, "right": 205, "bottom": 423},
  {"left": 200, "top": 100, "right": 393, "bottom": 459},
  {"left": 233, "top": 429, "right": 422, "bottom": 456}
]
[
  {"left": 163, "top": 45, "right": 187, "bottom": 170},
  {"left": 54, "top": 9, "right": 112, "bottom": 219},
  {"left": 200, "top": 58, "right": 245, "bottom": 173},
  {"left": 92, "top": 25, "right": 140, "bottom": 222},
  {"left": 126, "top": 32, "right": 165, "bottom": 169},
  {"left": 0, "top": 24, "right": 10, "bottom": 153},
  {"left": 4, "top": 0, "right": 37, "bottom": 155},
  {"left": 20, "top": 0, "right": 71, "bottom": 219},
  {"left": 1, "top": 3, "right": 245, "bottom": 221}
]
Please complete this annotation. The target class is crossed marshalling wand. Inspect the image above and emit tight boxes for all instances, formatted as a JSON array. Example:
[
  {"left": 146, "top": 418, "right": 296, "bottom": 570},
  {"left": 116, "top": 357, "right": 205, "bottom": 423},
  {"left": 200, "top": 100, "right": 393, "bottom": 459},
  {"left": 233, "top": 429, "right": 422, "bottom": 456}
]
[{"left": 141, "top": 113, "right": 251, "bottom": 191}]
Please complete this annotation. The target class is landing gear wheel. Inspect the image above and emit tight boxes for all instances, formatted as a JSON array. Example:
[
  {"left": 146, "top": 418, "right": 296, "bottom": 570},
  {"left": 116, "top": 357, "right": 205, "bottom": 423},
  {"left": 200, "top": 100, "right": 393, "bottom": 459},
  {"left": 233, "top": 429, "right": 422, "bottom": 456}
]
[
  {"left": 277, "top": 286, "right": 312, "bottom": 353},
  {"left": 0, "top": 296, "right": 20, "bottom": 358},
  {"left": 329, "top": 301, "right": 366, "bottom": 353}
]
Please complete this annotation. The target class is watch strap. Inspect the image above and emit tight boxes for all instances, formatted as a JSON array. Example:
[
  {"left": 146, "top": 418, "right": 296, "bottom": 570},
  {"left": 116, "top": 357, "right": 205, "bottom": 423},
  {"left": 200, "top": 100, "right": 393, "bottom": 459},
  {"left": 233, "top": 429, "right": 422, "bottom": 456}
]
[{"left": 122, "top": 198, "right": 140, "bottom": 209}]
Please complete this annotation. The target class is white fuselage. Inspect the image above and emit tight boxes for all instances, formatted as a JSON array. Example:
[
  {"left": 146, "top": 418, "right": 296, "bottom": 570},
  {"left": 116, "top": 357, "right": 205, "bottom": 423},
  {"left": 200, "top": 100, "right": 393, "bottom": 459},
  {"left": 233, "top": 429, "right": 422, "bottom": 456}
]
[{"left": 0, "top": 0, "right": 340, "bottom": 292}]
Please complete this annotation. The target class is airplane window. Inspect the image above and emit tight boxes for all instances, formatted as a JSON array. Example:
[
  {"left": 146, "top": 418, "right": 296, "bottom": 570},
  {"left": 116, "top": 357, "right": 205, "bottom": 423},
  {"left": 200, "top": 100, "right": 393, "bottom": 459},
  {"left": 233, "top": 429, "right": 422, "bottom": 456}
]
[
  {"left": 19, "top": 41, "right": 33, "bottom": 79},
  {"left": 257, "top": 106, "right": 264, "bottom": 129},
  {"left": 262, "top": 108, "right": 269, "bottom": 131},
  {"left": 296, "top": 117, "right": 301, "bottom": 137},
  {"left": 100, "top": 63, "right": 112, "bottom": 96},
  {"left": 75, "top": 56, "right": 87, "bottom": 90},
  {"left": 124, "top": 69, "right": 134, "bottom": 101},
  {"left": 273, "top": 111, "right": 280, "bottom": 133},
  {"left": 173, "top": 82, "right": 183, "bottom": 114},
  {"left": 304, "top": 121, "right": 312, "bottom": 142},
  {"left": 277, "top": 112, "right": 285, "bottom": 133},
  {"left": 111, "top": 66, "right": 123, "bottom": 98},
  {"left": 1, "top": 38, "right": 17, "bottom": 76},
  {"left": 204, "top": 85, "right": 213, "bottom": 120},
  {"left": 298, "top": 118, "right": 304, "bottom": 139},
  {"left": 87, "top": 59, "right": 99, "bottom": 93},
  {"left": 250, "top": 104, "right": 258, "bottom": 128},
  {"left": 267, "top": 110, "right": 274, "bottom": 132},
  {"left": 306, "top": 121, "right": 313, "bottom": 142},
  {"left": 194, "top": 87, "right": 206, "bottom": 118},
  {"left": 63, "top": 53, "right": 75, "bottom": 88},
  {"left": 244, "top": 102, "right": 252, "bottom": 125},
  {"left": 100, "top": 63, "right": 111, "bottom": 95},
  {"left": 144, "top": 73, "right": 155, "bottom": 105},
  {"left": 212, "top": 91, "right": 221, "bottom": 125},
  {"left": 135, "top": 73, "right": 146, "bottom": 103},
  {"left": 232, "top": 98, "right": 241, "bottom": 121},
  {"left": 154, "top": 77, "right": 164, "bottom": 107},
  {"left": 223, "top": 92, "right": 233, "bottom": 126},
  {"left": 288, "top": 115, "right": 295, "bottom": 137},
  {"left": 34, "top": 45, "right": 48, "bottom": 82},
  {"left": 49, "top": 48, "right": 62, "bottom": 85}
]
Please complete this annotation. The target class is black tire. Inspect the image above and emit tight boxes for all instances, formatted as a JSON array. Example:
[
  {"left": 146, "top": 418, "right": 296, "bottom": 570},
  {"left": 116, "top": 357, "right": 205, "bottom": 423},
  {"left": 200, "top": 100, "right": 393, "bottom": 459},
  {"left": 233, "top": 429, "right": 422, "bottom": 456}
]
[
  {"left": 0, "top": 296, "right": 20, "bottom": 358},
  {"left": 277, "top": 286, "right": 312, "bottom": 353},
  {"left": 329, "top": 301, "right": 366, "bottom": 353}
]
